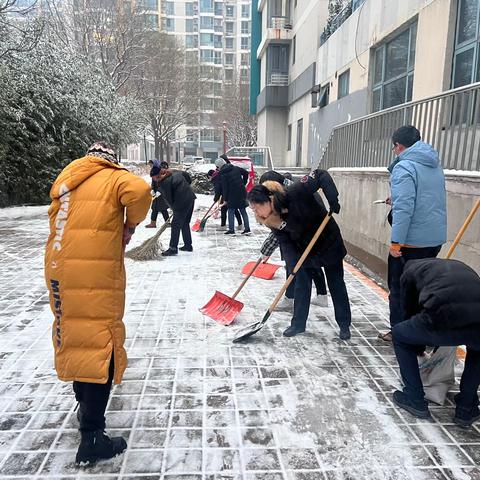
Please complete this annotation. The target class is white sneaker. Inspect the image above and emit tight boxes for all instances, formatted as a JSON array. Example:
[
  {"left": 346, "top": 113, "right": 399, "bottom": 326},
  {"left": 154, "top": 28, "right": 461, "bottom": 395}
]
[
  {"left": 276, "top": 297, "right": 294, "bottom": 310},
  {"left": 311, "top": 294, "right": 328, "bottom": 307}
]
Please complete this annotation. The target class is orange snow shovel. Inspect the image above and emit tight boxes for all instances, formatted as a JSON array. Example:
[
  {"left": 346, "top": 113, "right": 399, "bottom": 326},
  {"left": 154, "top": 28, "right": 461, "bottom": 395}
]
[
  {"left": 233, "top": 209, "right": 333, "bottom": 343},
  {"left": 200, "top": 256, "right": 264, "bottom": 325},
  {"left": 241, "top": 258, "right": 282, "bottom": 280},
  {"left": 192, "top": 197, "right": 221, "bottom": 232}
]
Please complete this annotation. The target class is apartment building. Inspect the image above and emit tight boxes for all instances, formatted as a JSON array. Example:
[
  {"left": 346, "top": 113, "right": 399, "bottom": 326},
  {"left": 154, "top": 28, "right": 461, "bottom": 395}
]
[
  {"left": 252, "top": 0, "right": 477, "bottom": 168},
  {"left": 146, "top": 0, "right": 253, "bottom": 160}
]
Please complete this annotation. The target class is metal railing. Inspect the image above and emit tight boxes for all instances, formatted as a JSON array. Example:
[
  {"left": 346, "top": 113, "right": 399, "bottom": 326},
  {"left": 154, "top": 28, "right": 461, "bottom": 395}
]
[
  {"left": 268, "top": 72, "right": 288, "bottom": 86},
  {"left": 320, "top": 82, "right": 480, "bottom": 172},
  {"left": 227, "top": 146, "right": 275, "bottom": 170},
  {"left": 269, "top": 16, "right": 292, "bottom": 29}
]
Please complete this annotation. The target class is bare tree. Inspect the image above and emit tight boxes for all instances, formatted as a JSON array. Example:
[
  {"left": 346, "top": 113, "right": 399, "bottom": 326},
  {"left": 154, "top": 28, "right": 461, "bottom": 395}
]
[
  {"left": 0, "top": 0, "right": 46, "bottom": 59},
  {"left": 69, "top": 0, "right": 149, "bottom": 91},
  {"left": 132, "top": 32, "right": 202, "bottom": 160},
  {"left": 217, "top": 71, "right": 257, "bottom": 148}
]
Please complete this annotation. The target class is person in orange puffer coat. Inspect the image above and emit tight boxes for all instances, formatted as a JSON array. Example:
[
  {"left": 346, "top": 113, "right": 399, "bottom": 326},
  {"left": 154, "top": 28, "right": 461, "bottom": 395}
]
[{"left": 44, "top": 142, "right": 151, "bottom": 465}]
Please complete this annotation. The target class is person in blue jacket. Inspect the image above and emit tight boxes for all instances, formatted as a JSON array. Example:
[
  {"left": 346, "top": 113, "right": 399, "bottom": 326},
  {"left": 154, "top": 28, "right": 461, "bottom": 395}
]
[{"left": 379, "top": 126, "right": 447, "bottom": 342}]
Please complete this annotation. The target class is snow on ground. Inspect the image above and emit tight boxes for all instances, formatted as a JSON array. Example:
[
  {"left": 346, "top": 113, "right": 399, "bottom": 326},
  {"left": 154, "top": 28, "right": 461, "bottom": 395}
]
[{"left": 0, "top": 195, "right": 479, "bottom": 479}]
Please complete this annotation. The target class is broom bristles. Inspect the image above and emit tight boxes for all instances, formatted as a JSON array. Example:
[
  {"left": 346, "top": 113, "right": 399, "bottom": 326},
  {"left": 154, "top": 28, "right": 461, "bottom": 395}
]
[{"left": 125, "top": 216, "right": 172, "bottom": 261}]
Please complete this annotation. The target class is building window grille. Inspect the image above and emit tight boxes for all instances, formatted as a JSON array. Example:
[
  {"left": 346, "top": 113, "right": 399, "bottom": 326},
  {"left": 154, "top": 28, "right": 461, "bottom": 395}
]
[
  {"left": 241, "top": 37, "right": 250, "bottom": 50},
  {"left": 242, "top": 4, "right": 250, "bottom": 17},
  {"left": 241, "top": 21, "right": 250, "bottom": 34},
  {"left": 200, "top": 0, "right": 213, "bottom": 13}
]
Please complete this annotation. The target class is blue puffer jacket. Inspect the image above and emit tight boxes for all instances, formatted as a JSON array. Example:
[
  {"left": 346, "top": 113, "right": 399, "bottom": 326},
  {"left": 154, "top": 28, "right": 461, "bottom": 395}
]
[{"left": 388, "top": 141, "right": 447, "bottom": 247}]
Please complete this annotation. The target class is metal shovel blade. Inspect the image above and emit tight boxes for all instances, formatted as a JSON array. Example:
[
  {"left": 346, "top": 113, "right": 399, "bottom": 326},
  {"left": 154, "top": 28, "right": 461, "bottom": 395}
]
[
  {"left": 199, "top": 291, "right": 244, "bottom": 325},
  {"left": 241, "top": 261, "right": 281, "bottom": 280},
  {"left": 232, "top": 319, "right": 267, "bottom": 343}
]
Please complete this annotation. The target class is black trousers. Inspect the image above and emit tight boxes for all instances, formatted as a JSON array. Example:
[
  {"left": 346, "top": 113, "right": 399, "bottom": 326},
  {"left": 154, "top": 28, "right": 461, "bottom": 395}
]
[
  {"left": 170, "top": 202, "right": 195, "bottom": 250},
  {"left": 151, "top": 198, "right": 169, "bottom": 222},
  {"left": 73, "top": 359, "right": 114, "bottom": 432}
]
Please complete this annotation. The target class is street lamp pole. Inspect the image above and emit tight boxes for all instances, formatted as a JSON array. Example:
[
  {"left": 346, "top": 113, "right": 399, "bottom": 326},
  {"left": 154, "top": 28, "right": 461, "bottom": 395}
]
[{"left": 222, "top": 121, "right": 227, "bottom": 154}]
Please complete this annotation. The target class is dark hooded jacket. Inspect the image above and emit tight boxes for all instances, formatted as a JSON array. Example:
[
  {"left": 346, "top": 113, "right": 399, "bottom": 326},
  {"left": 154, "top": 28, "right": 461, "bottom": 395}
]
[
  {"left": 219, "top": 163, "right": 248, "bottom": 209},
  {"left": 401, "top": 258, "right": 480, "bottom": 330},
  {"left": 158, "top": 170, "right": 196, "bottom": 212},
  {"left": 272, "top": 170, "right": 345, "bottom": 268},
  {"left": 151, "top": 178, "right": 169, "bottom": 211},
  {"left": 210, "top": 170, "right": 222, "bottom": 202}
]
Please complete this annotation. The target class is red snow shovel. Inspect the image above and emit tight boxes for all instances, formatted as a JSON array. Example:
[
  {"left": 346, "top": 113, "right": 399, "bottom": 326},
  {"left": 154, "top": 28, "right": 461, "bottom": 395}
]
[
  {"left": 192, "top": 198, "right": 220, "bottom": 232},
  {"left": 200, "top": 256, "right": 264, "bottom": 325},
  {"left": 233, "top": 208, "right": 333, "bottom": 343},
  {"left": 241, "top": 258, "right": 281, "bottom": 280}
]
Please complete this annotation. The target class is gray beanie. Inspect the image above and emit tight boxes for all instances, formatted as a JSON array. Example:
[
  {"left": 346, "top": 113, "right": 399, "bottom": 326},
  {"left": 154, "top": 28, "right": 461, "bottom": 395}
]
[{"left": 215, "top": 158, "right": 226, "bottom": 168}]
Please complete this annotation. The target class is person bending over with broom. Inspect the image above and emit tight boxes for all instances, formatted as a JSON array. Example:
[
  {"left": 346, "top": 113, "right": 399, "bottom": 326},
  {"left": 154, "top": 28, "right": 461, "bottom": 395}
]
[
  {"left": 150, "top": 161, "right": 196, "bottom": 256},
  {"left": 247, "top": 170, "right": 351, "bottom": 339},
  {"left": 258, "top": 171, "right": 329, "bottom": 310}
]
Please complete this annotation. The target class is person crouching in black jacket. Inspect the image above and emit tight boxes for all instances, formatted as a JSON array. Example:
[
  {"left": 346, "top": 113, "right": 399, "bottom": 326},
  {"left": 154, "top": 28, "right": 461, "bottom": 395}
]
[
  {"left": 150, "top": 162, "right": 196, "bottom": 256},
  {"left": 392, "top": 258, "right": 480, "bottom": 427},
  {"left": 247, "top": 170, "right": 351, "bottom": 339}
]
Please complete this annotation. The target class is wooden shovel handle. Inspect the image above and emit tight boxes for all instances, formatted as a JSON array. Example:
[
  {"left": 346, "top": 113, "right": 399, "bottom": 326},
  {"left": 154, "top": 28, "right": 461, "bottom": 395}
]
[
  {"left": 232, "top": 256, "right": 264, "bottom": 299},
  {"left": 445, "top": 199, "right": 480, "bottom": 259},
  {"left": 268, "top": 194, "right": 332, "bottom": 314}
]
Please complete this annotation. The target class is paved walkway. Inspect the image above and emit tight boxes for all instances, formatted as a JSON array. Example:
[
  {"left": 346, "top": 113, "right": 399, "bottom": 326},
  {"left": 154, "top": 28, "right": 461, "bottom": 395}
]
[{"left": 0, "top": 197, "right": 479, "bottom": 479}]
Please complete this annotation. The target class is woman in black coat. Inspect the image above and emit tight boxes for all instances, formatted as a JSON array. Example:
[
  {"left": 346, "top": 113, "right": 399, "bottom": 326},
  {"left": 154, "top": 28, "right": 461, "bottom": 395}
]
[
  {"left": 215, "top": 158, "right": 250, "bottom": 235},
  {"left": 247, "top": 170, "right": 351, "bottom": 339}
]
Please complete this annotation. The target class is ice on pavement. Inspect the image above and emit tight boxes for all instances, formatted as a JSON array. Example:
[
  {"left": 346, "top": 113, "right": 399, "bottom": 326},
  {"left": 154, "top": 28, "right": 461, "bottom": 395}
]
[{"left": 0, "top": 194, "right": 478, "bottom": 479}]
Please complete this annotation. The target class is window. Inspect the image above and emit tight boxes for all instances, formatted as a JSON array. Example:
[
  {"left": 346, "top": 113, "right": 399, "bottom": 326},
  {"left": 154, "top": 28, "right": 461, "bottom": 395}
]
[
  {"left": 165, "top": 1, "right": 174, "bottom": 15},
  {"left": 165, "top": 17, "right": 174, "bottom": 31},
  {"left": 142, "top": 0, "right": 157, "bottom": 10},
  {"left": 225, "top": 21, "right": 234, "bottom": 35},
  {"left": 225, "top": 37, "right": 234, "bottom": 49},
  {"left": 241, "top": 21, "right": 250, "bottom": 34},
  {"left": 338, "top": 69, "right": 350, "bottom": 99},
  {"left": 214, "top": 18, "right": 223, "bottom": 32},
  {"left": 296, "top": 119, "right": 303, "bottom": 167},
  {"left": 214, "top": 2, "right": 223, "bottom": 15},
  {"left": 200, "top": 16, "right": 214, "bottom": 29},
  {"left": 214, "top": 35, "right": 222, "bottom": 48},
  {"left": 242, "top": 4, "right": 250, "bottom": 17},
  {"left": 200, "top": 50, "right": 215, "bottom": 63},
  {"left": 186, "top": 35, "right": 198, "bottom": 48},
  {"left": 185, "top": 2, "right": 194, "bottom": 15},
  {"left": 267, "top": 44, "right": 289, "bottom": 85},
  {"left": 186, "top": 129, "right": 197, "bottom": 142},
  {"left": 372, "top": 23, "right": 417, "bottom": 112},
  {"left": 287, "top": 124, "right": 292, "bottom": 150},
  {"left": 186, "top": 50, "right": 199, "bottom": 63},
  {"left": 241, "top": 53, "right": 250, "bottom": 65},
  {"left": 226, "top": 5, "right": 234, "bottom": 17},
  {"left": 200, "top": 0, "right": 213, "bottom": 13},
  {"left": 240, "top": 68, "right": 249, "bottom": 80},
  {"left": 241, "top": 37, "right": 249, "bottom": 50},
  {"left": 201, "top": 98, "right": 215, "bottom": 110},
  {"left": 145, "top": 14, "right": 158, "bottom": 29},
  {"left": 200, "top": 33, "right": 214, "bottom": 46},
  {"left": 453, "top": 0, "right": 480, "bottom": 87},
  {"left": 201, "top": 129, "right": 215, "bottom": 141},
  {"left": 186, "top": 19, "right": 198, "bottom": 32},
  {"left": 225, "top": 69, "right": 233, "bottom": 81},
  {"left": 225, "top": 53, "right": 234, "bottom": 65},
  {"left": 214, "top": 51, "right": 222, "bottom": 64},
  {"left": 292, "top": 35, "right": 296, "bottom": 64}
]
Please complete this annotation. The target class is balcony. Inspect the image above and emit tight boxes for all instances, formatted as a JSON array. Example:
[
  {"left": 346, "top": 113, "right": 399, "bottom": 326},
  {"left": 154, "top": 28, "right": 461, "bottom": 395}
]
[
  {"left": 257, "top": 19, "right": 293, "bottom": 59},
  {"left": 319, "top": 1, "right": 354, "bottom": 47}
]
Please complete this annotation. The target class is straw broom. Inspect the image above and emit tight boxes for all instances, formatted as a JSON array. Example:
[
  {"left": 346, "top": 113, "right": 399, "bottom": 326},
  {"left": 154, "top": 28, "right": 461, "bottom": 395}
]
[{"left": 125, "top": 215, "right": 173, "bottom": 261}]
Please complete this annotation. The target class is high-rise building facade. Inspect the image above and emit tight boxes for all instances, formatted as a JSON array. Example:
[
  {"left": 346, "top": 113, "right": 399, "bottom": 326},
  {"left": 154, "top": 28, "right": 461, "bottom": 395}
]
[{"left": 153, "top": 0, "right": 252, "bottom": 160}]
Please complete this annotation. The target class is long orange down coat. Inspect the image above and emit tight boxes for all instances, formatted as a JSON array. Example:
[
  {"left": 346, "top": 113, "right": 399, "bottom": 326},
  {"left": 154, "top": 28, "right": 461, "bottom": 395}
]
[{"left": 44, "top": 155, "right": 151, "bottom": 385}]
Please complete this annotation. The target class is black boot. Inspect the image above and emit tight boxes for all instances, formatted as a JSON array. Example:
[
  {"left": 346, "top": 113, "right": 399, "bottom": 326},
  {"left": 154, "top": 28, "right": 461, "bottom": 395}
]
[
  {"left": 76, "top": 430, "right": 127, "bottom": 465},
  {"left": 162, "top": 247, "right": 178, "bottom": 256}
]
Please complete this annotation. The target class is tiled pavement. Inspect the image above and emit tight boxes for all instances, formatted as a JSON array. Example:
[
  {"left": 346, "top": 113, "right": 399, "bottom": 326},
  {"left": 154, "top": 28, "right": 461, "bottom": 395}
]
[{"left": 0, "top": 197, "right": 479, "bottom": 479}]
